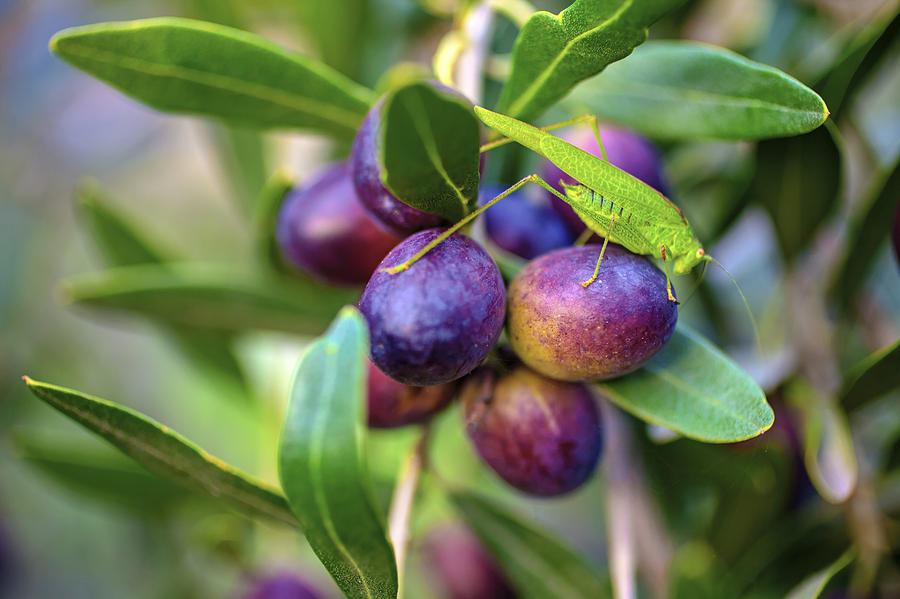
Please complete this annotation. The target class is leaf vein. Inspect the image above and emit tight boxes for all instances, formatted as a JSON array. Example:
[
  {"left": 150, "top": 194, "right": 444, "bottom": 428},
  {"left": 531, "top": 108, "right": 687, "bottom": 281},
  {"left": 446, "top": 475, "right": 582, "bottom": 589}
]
[{"left": 59, "top": 42, "right": 364, "bottom": 130}]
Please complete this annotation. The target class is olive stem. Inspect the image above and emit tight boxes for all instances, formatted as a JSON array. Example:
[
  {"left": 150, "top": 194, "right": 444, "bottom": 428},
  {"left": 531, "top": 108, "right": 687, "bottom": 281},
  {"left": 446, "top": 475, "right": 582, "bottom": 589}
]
[
  {"left": 600, "top": 399, "right": 673, "bottom": 599},
  {"left": 388, "top": 425, "right": 431, "bottom": 599}
]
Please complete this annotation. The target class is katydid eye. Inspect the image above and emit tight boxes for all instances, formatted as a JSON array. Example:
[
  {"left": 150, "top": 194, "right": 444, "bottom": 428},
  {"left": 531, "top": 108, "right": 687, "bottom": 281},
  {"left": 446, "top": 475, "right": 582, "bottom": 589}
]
[{"left": 697, "top": 248, "right": 705, "bottom": 258}]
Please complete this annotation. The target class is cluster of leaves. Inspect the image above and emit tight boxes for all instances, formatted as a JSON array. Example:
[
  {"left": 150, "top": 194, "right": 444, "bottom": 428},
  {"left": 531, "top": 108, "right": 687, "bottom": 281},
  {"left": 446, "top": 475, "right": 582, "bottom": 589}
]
[{"left": 17, "top": 1, "right": 900, "bottom": 598}]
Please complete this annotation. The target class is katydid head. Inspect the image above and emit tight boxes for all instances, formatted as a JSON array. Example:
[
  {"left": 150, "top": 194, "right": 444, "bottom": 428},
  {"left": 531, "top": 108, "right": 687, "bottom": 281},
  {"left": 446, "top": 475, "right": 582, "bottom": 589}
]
[{"left": 673, "top": 245, "right": 706, "bottom": 274}]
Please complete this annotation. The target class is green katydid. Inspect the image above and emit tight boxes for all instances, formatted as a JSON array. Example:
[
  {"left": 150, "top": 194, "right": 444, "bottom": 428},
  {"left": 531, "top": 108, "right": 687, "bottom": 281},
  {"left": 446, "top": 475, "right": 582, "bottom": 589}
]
[{"left": 382, "top": 106, "right": 753, "bottom": 323}]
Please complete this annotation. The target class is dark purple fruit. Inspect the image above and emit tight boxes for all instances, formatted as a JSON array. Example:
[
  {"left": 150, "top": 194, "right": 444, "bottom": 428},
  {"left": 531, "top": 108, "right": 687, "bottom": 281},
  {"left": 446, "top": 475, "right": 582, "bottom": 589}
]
[
  {"left": 462, "top": 367, "right": 602, "bottom": 496},
  {"left": 541, "top": 125, "right": 669, "bottom": 235},
  {"left": 360, "top": 229, "right": 506, "bottom": 386},
  {"left": 244, "top": 572, "right": 322, "bottom": 599},
  {"left": 507, "top": 245, "right": 677, "bottom": 381},
  {"left": 276, "top": 163, "right": 403, "bottom": 286},
  {"left": 351, "top": 98, "right": 445, "bottom": 235},
  {"left": 423, "top": 523, "right": 518, "bottom": 599},
  {"left": 478, "top": 184, "right": 574, "bottom": 259},
  {"left": 367, "top": 359, "right": 457, "bottom": 428}
]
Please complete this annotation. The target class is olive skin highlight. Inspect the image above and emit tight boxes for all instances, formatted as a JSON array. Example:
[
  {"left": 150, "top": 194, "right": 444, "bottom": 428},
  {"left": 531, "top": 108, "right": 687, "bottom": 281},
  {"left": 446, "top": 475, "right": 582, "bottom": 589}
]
[
  {"left": 360, "top": 229, "right": 506, "bottom": 386},
  {"left": 506, "top": 244, "right": 677, "bottom": 382},
  {"left": 462, "top": 367, "right": 602, "bottom": 496}
]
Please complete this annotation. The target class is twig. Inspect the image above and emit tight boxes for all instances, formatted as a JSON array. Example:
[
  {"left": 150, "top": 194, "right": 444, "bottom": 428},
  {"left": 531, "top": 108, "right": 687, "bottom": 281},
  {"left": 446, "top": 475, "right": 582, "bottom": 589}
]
[
  {"left": 601, "top": 398, "right": 673, "bottom": 599},
  {"left": 388, "top": 426, "right": 431, "bottom": 599}
]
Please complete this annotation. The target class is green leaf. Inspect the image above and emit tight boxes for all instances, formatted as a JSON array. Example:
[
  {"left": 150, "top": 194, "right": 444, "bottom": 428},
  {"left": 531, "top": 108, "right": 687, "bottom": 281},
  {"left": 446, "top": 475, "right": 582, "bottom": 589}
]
[
  {"left": 813, "top": 9, "right": 899, "bottom": 115},
  {"left": 76, "top": 182, "right": 249, "bottom": 395},
  {"left": 50, "top": 17, "right": 375, "bottom": 139},
  {"left": 208, "top": 124, "right": 269, "bottom": 213},
  {"left": 788, "top": 380, "right": 857, "bottom": 504},
  {"left": 278, "top": 307, "right": 397, "bottom": 599},
  {"left": 598, "top": 325, "right": 773, "bottom": 443},
  {"left": 62, "top": 263, "right": 359, "bottom": 336},
  {"left": 297, "top": 0, "right": 370, "bottom": 78},
  {"left": 77, "top": 179, "right": 169, "bottom": 266},
  {"left": 567, "top": 40, "right": 829, "bottom": 141},
  {"left": 832, "top": 157, "right": 900, "bottom": 310},
  {"left": 448, "top": 490, "right": 610, "bottom": 599},
  {"left": 380, "top": 82, "right": 481, "bottom": 221},
  {"left": 496, "top": 0, "right": 688, "bottom": 122},
  {"left": 840, "top": 337, "right": 900, "bottom": 411},
  {"left": 785, "top": 548, "right": 855, "bottom": 599},
  {"left": 751, "top": 123, "right": 842, "bottom": 260},
  {"left": 475, "top": 106, "right": 672, "bottom": 218},
  {"left": 15, "top": 432, "right": 193, "bottom": 514},
  {"left": 22, "top": 376, "right": 297, "bottom": 526}
]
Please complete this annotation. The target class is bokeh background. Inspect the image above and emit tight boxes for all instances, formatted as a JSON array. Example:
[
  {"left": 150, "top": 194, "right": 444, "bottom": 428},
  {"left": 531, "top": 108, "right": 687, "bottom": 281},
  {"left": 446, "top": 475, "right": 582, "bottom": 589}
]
[{"left": 1, "top": 0, "right": 899, "bottom": 597}]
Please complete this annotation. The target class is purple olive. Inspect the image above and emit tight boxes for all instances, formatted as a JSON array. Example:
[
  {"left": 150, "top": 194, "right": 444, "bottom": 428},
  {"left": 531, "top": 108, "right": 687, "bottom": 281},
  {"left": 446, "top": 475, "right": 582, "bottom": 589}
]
[
  {"left": 507, "top": 244, "right": 677, "bottom": 381},
  {"left": 244, "top": 572, "right": 322, "bottom": 599},
  {"left": 351, "top": 98, "right": 446, "bottom": 235},
  {"left": 360, "top": 229, "right": 506, "bottom": 386},
  {"left": 367, "top": 359, "right": 457, "bottom": 428},
  {"left": 541, "top": 125, "right": 669, "bottom": 235},
  {"left": 276, "top": 163, "right": 403, "bottom": 286},
  {"left": 462, "top": 367, "right": 602, "bottom": 496},
  {"left": 478, "top": 184, "right": 574, "bottom": 259},
  {"left": 423, "top": 523, "right": 518, "bottom": 599}
]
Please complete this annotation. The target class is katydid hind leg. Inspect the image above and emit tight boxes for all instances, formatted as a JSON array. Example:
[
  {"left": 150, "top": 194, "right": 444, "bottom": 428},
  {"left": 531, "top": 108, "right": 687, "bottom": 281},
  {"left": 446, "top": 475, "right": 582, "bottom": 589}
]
[{"left": 380, "top": 174, "right": 568, "bottom": 274}]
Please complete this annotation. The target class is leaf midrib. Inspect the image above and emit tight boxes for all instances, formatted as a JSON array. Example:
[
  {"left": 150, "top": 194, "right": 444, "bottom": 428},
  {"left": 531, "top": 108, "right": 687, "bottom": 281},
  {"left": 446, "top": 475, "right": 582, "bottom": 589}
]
[
  {"left": 590, "top": 76, "right": 825, "bottom": 120},
  {"left": 56, "top": 41, "right": 365, "bottom": 130},
  {"left": 399, "top": 91, "right": 470, "bottom": 217},
  {"left": 505, "top": 0, "right": 634, "bottom": 117},
  {"left": 641, "top": 365, "right": 766, "bottom": 434},
  {"left": 308, "top": 338, "right": 375, "bottom": 599},
  {"left": 28, "top": 381, "right": 296, "bottom": 525}
]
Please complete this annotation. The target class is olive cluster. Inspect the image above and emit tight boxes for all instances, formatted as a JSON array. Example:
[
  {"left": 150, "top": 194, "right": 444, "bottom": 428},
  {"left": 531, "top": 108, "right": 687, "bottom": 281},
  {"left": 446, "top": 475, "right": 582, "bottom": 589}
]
[{"left": 276, "top": 84, "right": 676, "bottom": 498}]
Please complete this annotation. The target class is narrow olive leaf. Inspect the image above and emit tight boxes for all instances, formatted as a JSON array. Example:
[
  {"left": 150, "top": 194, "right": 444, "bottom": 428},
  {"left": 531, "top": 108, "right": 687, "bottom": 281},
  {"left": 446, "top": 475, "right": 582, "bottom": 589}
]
[
  {"left": 76, "top": 184, "right": 249, "bottom": 394},
  {"left": 813, "top": 9, "right": 899, "bottom": 115},
  {"left": 785, "top": 548, "right": 855, "bottom": 599},
  {"left": 297, "top": 0, "right": 370, "bottom": 78},
  {"left": 278, "top": 307, "right": 398, "bottom": 599},
  {"left": 380, "top": 82, "right": 481, "bottom": 221},
  {"left": 449, "top": 490, "right": 611, "bottom": 599},
  {"left": 62, "top": 263, "right": 359, "bottom": 336},
  {"left": 751, "top": 123, "right": 842, "bottom": 260},
  {"left": 832, "top": 157, "right": 900, "bottom": 311},
  {"left": 15, "top": 432, "right": 192, "bottom": 514},
  {"left": 208, "top": 124, "right": 269, "bottom": 214},
  {"left": 496, "top": 0, "right": 688, "bottom": 122},
  {"left": 840, "top": 337, "right": 900, "bottom": 411},
  {"left": 22, "top": 377, "right": 297, "bottom": 526},
  {"left": 475, "top": 106, "right": 671, "bottom": 216},
  {"left": 788, "top": 380, "right": 858, "bottom": 504},
  {"left": 598, "top": 326, "right": 773, "bottom": 443},
  {"left": 50, "top": 18, "right": 375, "bottom": 139},
  {"left": 77, "top": 179, "right": 169, "bottom": 266},
  {"left": 567, "top": 40, "right": 829, "bottom": 141}
]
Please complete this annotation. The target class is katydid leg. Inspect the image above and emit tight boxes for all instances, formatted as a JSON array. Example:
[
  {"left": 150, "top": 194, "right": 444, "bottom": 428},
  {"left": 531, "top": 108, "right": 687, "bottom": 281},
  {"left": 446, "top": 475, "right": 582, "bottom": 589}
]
[
  {"left": 381, "top": 174, "right": 568, "bottom": 274},
  {"left": 479, "top": 114, "right": 606, "bottom": 157},
  {"left": 580, "top": 214, "right": 617, "bottom": 288},
  {"left": 660, "top": 245, "right": 678, "bottom": 303}
]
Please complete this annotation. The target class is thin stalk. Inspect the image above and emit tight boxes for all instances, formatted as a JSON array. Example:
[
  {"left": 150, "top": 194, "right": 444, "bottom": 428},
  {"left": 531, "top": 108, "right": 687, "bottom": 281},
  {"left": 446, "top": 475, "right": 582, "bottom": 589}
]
[{"left": 388, "top": 426, "right": 431, "bottom": 599}]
